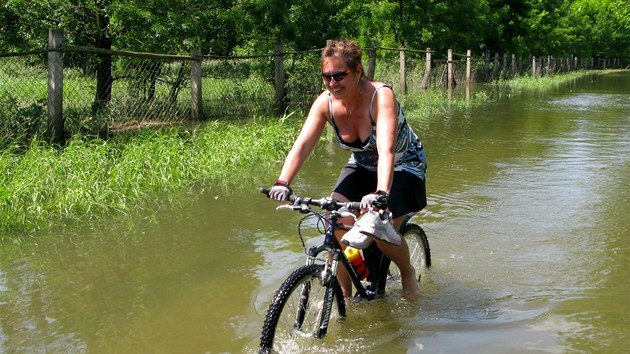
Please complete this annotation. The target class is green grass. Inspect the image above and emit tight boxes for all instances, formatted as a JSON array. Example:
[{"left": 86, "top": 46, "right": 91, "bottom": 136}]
[
  {"left": 0, "top": 119, "right": 298, "bottom": 237},
  {"left": 494, "top": 70, "right": 590, "bottom": 91}
]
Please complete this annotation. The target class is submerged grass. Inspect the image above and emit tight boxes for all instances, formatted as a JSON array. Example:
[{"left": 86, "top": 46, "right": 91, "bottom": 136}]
[
  {"left": 494, "top": 70, "right": 591, "bottom": 91},
  {"left": 0, "top": 120, "right": 298, "bottom": 237},
  {"left": 0, "top": 70, "right": 599, "bottom": 239}
]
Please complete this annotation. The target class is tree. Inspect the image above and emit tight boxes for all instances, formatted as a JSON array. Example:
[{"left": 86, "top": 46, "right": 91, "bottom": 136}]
[
  {"left": 484, "top": 0, "right": 532, "bottom": 54},
  {"left": 237, "top": 0, "right": 349, "bottom": 51},
  {"left": 94, "top": 0, "right": 113, "bottom": 110},
  {"left": 1, "top": 0, "right": 627, "bottom": 70},
  {"left": 566, "top": 0, "right": 630, "bottom": 60}
]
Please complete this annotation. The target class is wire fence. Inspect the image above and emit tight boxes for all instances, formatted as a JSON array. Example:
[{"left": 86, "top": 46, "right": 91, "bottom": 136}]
[{"left": 1, "top": 32, "right": 623, "bottom": 148}]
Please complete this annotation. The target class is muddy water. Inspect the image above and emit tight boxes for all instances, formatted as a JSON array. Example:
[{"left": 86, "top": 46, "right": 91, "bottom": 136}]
[{"left": 1, "top": 72, "right": 629, "bottom": 353}]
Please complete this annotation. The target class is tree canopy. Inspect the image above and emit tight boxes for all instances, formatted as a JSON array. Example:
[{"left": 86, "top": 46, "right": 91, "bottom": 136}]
[{"left": 1, "top": 0, "right": 628, "bottom": 61}]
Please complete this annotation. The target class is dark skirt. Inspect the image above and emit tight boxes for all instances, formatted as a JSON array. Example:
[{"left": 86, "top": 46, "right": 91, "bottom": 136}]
[{"left": 333, "top": 164, "right": 427, "bottom": 218}]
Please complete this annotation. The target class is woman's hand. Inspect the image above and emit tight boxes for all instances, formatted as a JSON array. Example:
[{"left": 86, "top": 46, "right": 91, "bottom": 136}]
[
  {"left": 269, "top": 180, "right": 292, "bottom": 201},
  {"left": 360, "top": 190, "right": 388, "bottom": 210}
]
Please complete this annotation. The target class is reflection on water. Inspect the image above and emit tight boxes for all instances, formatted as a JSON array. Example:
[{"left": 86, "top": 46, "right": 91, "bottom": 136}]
[{"left": 1, "top": 72, "right": 629, "bottom": 353}]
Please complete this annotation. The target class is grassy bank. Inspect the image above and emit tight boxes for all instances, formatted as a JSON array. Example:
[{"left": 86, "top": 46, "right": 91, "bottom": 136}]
[
  {"left": 0, "top": 120, "right": 297, "bottom": 237},
  {"left": 0, "top": 70, "right": 597, "bottom": 239}
]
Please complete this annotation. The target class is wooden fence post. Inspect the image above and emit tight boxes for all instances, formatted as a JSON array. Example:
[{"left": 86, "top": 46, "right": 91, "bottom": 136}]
[
  {"left": 367, "top": 40, "right": 377, "bottom": 80},
  {"left": 484, "top": 50, "right": 490, "bottom": 80},
  {"left": 573, "top": 55, "right": 580, "bottom": 70},
  {"left": 501, "top": 53, "right": 508, "bottom": 79},
  {"left": 447, "top": 49, "right": 453, "bottom": 90},
  {"left": 492, "top": 52, "right": 499, "bottom": 79},
  {"left": 399, "top": 49, "right": 406, "bottom": 94},
  {"left": 420, "top": 48, "right": 431, "bottom": 89},
  {"left": 465, "top": 49, "right": 472, "bottom": 101},
  {"left": 465, "top": 49, "right": 471, "bottom": 86},
  {"left": 547, "top": 55, "right": 552, "bottom": 75},
  {"left": 190, "top": 48, "right": 203, "bottom": 120},
  {"left": 47, "top": 28, "right": 64, "bottom": 144},
  {"left": 511, "top": 54, "right": 516, "bottom": 76},
  {"left": 532, "top": 56, "right": 537, "bottom": 77},
  {"left": 274, "top": 43, "right": 286, "bottom": 116}
]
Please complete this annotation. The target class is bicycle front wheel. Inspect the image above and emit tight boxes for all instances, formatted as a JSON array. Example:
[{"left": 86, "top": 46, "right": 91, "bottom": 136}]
[{"left": 259, "top": 264, "right": 346, "bottom": 353}]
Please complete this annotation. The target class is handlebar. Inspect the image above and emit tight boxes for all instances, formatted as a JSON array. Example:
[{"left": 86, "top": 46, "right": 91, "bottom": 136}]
[{"left": 259, "top": 187, "right": 361, "bottom": 212}]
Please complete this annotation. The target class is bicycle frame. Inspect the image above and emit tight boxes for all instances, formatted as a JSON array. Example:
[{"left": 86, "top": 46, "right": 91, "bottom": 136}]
[
  {"left": 303, "top": 209, "right": 377, "bottom": 299},
  {"left": 260, "top": 188, "right": 415, "bottom": 300},
  {"left": 303, "top": 206, "right": 414, "bottom": 300}
]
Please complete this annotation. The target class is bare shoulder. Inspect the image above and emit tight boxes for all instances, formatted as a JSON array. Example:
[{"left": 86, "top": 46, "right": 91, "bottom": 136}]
[
  {"left": 313, "top": 89, "right": 331, "bottom": 105},
  {"left": 367, "top": 82, "right": 396, "bottom": 107},
  {"left": 307, "top": 90, "right": 332, "bottom": 122}
]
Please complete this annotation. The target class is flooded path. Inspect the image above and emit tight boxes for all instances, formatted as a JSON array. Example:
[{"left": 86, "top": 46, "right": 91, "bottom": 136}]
[{"left": 1, "top": 72, "right": 629, "bottom": 353}]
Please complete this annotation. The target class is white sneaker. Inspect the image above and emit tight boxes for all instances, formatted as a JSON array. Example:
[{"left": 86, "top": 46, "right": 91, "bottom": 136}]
[
  {"left": 341, "top": 225, "right": 374, "bottom": 249},
  {"left": 356, "top": 210, "right": 401, "bottom": 246}
]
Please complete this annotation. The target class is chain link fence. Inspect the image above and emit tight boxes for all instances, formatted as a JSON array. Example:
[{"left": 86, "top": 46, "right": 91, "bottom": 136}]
[
  {"left": 1, "top": 53, "right": 48, "bottom": 147},
  {"left": 0, "top": 46, "right": 327, "bottom": 148},
  {"left": 1, "top": 36, "right": 620, "bottom": 148}
]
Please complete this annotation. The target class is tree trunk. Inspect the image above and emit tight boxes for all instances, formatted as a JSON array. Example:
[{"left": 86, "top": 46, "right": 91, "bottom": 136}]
[
  {"left": 93, "top": 1, "right": 112, "bottom": 112},
  {"left": 170, "top": 61, "right": 186, "bottom": 103}
]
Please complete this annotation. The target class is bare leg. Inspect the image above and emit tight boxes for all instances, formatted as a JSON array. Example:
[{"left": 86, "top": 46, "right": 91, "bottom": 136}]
[
  {"left": 334, "top": 248, "right": 353, "bottom": 298},
  {"left": 331, "top": 192, "right": 357, "bottom": 299},
  {"left": 331, "top": 192, "right": 420, "bottom": 299},
  {"left": 375, "top": 216, "right": 421, "bottom": 300}
]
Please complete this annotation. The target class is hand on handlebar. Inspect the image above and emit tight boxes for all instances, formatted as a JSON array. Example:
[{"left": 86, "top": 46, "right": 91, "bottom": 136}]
[
  {"left": 268, "top": 180, "right": 292, "bottom": 201},
  {"left": 360, "top": 190, "right": 389, "bottom": 211}
]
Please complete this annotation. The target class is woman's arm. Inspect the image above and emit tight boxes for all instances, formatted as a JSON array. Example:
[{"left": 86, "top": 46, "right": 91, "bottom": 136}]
[
  {"left": 277, "top": 93, "right": 329, "bottom": 185},
  {"left": 372, "top": 86, "right": 398, "bottom": 194}
]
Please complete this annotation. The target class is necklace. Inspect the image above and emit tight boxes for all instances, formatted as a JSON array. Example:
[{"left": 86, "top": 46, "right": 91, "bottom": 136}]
[
  {"left": 343, "top": 94, "right": 360, "bottom": 115},
  {"left": 346, "top": 101, "right": 357, "bottom": 115},
  {"left": 346, "top": 81, "right": 363, "bottom": 115},
  {"left": 335, "top": 81, "right": 362, "bottom": 115}
]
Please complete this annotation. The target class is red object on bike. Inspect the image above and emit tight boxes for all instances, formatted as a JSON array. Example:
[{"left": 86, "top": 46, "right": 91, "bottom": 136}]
[{"left": 344, "top": 247, "right": 369, "bottom": 280}]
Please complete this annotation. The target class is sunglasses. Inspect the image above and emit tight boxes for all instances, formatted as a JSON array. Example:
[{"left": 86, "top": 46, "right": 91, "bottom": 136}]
[{"left": 321, "top": 69, "right": 352, "bottom": 82}]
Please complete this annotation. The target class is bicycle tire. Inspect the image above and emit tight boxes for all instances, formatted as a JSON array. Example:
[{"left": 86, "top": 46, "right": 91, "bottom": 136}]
[
  {"left": 389, "top": 223, "right": 431, "bottom": 283},
  {"left": 259, "top": 264, "right": 346, "bottom": 353}
]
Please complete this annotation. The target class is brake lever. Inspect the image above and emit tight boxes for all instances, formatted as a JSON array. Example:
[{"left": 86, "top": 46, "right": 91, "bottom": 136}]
[
  {"left": 276, "top": 204, "right": 311, "bottom": 213},
  {"left": 337, "top": 211, "right": 357, "bottom": 220}
]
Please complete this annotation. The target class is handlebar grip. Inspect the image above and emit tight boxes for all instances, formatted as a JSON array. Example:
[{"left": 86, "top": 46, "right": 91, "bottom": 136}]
[
  {"left": 348, "top": 202, "right": 361, "bottom": 210},
  {"left": 260, "top": 187, "right": 359, "bottom": 209}
]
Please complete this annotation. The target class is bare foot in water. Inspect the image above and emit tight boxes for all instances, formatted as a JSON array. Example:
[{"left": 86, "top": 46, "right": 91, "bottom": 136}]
[{"left": 401, "top": 270, "right": 421, "bottom": 300}]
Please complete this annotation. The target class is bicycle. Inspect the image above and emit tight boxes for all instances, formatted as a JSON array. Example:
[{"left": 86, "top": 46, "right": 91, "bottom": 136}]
[{"left": 258, "top": 188, "right": 431, "bottom": 353}]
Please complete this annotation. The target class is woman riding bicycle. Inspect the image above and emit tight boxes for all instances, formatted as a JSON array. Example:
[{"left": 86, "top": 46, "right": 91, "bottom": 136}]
[{"left": 269, "top": 39, "right": 427, "bottom": 300}]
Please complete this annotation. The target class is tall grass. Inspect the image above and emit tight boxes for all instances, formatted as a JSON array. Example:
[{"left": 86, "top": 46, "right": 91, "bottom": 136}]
[{"left": 0, "top": 120, "right": 298, "bottom": 237}]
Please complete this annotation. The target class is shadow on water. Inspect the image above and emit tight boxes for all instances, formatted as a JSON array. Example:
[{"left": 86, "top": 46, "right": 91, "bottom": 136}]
[{"left": 1, "top": 71, "right": 629, "bottom": 353}]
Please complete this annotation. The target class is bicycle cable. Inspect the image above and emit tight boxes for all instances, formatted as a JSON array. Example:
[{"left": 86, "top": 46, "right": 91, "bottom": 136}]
[{"left": 297, "top": 212, "right": 327, "bottom": 254}]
